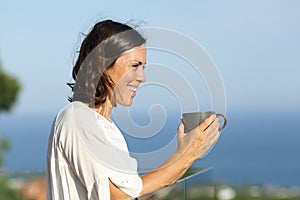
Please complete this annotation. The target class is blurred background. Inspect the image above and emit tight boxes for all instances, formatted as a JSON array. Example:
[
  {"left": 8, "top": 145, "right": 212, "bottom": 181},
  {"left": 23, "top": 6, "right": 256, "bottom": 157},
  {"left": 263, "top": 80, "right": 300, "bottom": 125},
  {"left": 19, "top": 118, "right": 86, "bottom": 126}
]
[{"left": 0, "top": 0, "right": 299, "bottom": 199}]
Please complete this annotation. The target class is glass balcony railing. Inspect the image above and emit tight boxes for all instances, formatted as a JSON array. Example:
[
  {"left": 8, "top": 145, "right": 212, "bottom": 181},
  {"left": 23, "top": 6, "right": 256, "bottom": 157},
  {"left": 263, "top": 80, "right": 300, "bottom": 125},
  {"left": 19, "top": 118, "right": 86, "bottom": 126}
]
[
  {"left": 136, "top": 167, "right": 214, "bottom": 200},
  {"left": 1, "top": 167, "right": 213, "bottom": 200}
]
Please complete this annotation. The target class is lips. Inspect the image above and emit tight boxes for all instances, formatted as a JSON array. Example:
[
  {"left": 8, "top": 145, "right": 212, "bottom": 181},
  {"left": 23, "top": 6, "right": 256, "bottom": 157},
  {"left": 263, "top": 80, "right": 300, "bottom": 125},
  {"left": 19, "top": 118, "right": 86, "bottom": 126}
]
[{"left": 128, "top": 85, "right": 138, "bottom": 93}]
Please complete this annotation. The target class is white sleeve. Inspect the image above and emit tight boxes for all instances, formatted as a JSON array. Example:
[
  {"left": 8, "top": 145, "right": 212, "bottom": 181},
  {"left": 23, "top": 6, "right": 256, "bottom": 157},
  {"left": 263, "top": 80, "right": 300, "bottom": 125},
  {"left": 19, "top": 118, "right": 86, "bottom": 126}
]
[
  {"left": 78, "top": 127, "right": 143, "bottom": 197},
  {"left": 109, "top": 155, "right": 143, "bottom": 198},
  {"left": 77, "top": 127, "right": 143, "bottom": 198},
  {"left": 62, "top": 104, "right": 143, "bottom": 198},
  {"left": 110, "top": 174, "right": 143, "bottom": 198}
]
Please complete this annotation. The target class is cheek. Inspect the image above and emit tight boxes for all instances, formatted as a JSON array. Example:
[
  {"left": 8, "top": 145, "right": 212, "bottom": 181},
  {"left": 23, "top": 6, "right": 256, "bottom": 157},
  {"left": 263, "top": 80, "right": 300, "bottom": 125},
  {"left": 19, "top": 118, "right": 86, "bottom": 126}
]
[{"left": 118, "top": 71, "right": 136, "bottom": 85}]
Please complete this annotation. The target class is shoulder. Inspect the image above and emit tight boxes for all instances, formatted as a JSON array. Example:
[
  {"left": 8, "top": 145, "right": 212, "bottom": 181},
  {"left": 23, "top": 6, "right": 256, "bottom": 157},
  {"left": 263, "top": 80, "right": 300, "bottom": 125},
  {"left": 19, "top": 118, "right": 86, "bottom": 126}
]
[
  {"left": 51, "top": 102, "right": 95, "bottom": 140},
  {"left": 51, "top": 102, "right": 100, "bottom": 148},
  {"left": 54, "top": 101, "right": 107, "bottom": 137},
  {"left": 55, "top": 101, "right": 91, "bottom": 126}
]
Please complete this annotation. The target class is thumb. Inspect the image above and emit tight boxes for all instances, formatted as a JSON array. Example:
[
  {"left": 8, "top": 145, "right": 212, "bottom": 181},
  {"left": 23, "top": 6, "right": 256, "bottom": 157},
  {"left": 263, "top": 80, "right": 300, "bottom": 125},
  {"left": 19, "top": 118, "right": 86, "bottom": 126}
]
[{"left": 177, "top": 120, "right": 185, "bottom": 139}]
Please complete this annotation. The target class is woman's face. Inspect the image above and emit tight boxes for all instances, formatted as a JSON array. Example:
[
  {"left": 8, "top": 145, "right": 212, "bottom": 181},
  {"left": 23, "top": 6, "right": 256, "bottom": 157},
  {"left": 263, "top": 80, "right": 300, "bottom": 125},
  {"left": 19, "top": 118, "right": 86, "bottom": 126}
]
[{"left": 107, "top": 45, "right": 146, "bottom": 106}]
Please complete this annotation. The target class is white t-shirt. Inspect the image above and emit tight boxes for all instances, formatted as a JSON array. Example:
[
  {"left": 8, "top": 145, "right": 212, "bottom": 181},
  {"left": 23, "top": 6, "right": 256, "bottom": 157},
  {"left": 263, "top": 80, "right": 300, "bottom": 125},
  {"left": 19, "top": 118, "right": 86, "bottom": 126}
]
[{"left": 46, "top": 101, "right": 142, "bottom": 200}]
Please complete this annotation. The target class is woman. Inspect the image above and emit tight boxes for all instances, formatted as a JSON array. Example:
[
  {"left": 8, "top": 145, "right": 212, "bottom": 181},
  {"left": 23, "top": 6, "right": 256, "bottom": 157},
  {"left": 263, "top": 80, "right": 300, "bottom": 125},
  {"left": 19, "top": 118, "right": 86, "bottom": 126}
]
[{"left": 46, "top": 19, "right": 220, "bottom": 200}]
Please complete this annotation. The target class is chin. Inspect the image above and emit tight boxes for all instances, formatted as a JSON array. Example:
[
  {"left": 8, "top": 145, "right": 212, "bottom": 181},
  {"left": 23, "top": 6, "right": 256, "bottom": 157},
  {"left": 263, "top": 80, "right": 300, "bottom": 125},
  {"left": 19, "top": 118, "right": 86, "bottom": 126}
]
[
  {"left": 117, "top": 99, "right": 134, "bottom": 107},
  {"left": 125, "top": 100, "right": 134, "bottom": 106}
]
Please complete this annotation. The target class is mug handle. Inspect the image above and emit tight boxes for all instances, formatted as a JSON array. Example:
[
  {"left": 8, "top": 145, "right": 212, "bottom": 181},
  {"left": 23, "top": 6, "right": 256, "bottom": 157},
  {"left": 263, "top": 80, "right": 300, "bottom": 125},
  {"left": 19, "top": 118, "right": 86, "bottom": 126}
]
[{"left": 216, "top": 113, "right": 227, "bottom": 131}]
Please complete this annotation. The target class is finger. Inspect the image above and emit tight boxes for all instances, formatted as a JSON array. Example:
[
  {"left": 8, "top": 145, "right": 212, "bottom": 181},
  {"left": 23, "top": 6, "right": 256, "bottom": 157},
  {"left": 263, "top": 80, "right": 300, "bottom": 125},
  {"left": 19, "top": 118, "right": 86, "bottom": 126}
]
[
  {"left": 202, "top": 127, "right": 218, "bottom": 147},
  {"left": 205, "top": 118, "right": 220, "bottom": 134},
  {"left": 200, "top": 131, "right": 220, "bottom": 156},
  {"left": 209, "top": 129, "right": 220, "bottom": 144},
  {"left": 198, "top": 115, "right": 217, "bottom": 131}
]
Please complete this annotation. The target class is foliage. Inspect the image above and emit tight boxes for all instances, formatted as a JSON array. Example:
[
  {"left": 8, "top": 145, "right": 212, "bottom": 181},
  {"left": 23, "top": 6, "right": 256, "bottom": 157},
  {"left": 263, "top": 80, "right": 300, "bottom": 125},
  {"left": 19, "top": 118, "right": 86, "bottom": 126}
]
[
  {"left": 0, "top": 176, "right": 23, "bottom": 200},
  {"left": 0, "top": 60, "right": 23, "bottom": 199},
  {"left": 0, "top": 137, "right": 10, "bottom": 167},
  {"left": 0, "top": 62, "right": 21, "bottom": 112},
  {"left": 0, "top": 60, "right": 20, "bottom": 167},
  {"left": 0, "top": 60, "right": 20, "bottom": 165}
]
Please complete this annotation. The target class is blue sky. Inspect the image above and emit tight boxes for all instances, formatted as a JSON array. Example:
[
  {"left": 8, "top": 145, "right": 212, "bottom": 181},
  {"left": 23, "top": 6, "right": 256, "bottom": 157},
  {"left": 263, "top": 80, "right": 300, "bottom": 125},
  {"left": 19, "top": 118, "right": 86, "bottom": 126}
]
[{"left": 1, "top": 0, "right": 299, "bottom": 116}]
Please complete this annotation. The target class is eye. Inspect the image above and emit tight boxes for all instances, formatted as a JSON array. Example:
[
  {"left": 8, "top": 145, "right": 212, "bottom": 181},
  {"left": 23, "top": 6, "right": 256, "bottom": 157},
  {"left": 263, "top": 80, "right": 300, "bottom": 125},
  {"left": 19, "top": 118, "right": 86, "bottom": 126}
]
[
  {"left": 132, "top": 61, "right": 145, "bottom": 70},
  {"left": 132, "top": 62, "right": 145, "bottom": 69},
  {"left": 132, "top": 63, "right": 140, "bottom": 68}
]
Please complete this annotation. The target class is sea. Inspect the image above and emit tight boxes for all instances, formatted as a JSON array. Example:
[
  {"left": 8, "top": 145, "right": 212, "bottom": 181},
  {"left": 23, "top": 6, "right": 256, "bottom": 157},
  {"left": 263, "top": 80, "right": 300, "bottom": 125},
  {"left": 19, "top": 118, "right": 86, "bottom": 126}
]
[{"left": 0, "top": 110, "right": 299, "bottom": 187}]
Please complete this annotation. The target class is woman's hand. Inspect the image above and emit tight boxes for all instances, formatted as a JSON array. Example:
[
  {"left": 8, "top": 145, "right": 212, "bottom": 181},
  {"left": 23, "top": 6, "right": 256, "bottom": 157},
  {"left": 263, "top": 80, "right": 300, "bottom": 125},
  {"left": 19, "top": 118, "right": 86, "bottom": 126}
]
[
  {"left": 139, "top": 115, "right": 221, "bottom": 196},
  {"left": 177, "top": 115, "right": 220, "bottom": 161}
]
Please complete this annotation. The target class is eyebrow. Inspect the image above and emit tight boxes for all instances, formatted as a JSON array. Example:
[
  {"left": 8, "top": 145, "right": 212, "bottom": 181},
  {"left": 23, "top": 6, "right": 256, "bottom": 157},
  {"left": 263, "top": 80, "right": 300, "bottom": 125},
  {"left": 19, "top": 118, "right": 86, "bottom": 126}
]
[{"left": 132, "top": 60, "right": 146, "bottom": 65}]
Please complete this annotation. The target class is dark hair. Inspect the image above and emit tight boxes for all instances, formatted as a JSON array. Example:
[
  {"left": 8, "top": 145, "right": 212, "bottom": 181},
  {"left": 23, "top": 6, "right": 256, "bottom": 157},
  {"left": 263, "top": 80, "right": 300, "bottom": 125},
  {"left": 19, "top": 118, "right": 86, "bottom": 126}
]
[{"left": 68, "top": 19, "right": 146, "bottom": 108}]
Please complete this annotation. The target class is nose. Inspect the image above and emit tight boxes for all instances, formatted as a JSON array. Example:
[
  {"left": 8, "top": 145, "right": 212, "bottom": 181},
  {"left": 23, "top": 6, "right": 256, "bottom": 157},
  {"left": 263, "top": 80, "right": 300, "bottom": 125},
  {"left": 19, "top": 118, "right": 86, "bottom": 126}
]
[{"left": 137, "top": 67, "right": 146, "bottom": 83}]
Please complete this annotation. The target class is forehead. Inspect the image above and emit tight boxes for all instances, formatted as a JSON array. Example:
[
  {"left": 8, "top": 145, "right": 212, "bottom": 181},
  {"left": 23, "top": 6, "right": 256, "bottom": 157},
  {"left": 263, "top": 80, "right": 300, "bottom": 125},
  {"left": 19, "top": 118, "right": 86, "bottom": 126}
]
[{"left": 120, "top": 45, "right": 146, "bottom": 63}]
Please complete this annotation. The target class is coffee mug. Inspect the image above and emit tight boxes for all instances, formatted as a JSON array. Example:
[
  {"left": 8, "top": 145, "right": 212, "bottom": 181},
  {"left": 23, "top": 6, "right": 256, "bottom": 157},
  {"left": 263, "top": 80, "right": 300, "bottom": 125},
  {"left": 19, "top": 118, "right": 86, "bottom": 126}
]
[{"left": 182, "top": 111, "right": 227, "bottom": 133}]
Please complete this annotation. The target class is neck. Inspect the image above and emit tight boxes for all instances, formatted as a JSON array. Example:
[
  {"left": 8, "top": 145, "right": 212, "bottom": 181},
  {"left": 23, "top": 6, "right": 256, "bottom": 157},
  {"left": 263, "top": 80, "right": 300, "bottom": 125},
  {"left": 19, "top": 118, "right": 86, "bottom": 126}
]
[{"left": 94, "top": 99, "right": 113, "bottom": 122}]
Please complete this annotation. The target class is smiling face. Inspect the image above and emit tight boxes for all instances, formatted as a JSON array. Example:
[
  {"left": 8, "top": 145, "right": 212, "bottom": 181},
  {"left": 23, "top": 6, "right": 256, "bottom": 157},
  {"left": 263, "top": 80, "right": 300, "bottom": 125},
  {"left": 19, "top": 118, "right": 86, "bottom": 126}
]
[{"left": 107, "top": 45, "right": 146, "bottom": 106}]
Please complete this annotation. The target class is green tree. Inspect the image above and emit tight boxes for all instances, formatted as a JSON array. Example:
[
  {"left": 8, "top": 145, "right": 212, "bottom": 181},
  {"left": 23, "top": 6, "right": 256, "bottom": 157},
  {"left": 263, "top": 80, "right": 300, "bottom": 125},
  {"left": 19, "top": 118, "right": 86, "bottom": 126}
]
[
  {"left": 0, "top": 60, "right": 22, "bottom": 199},
  {"left": 0, "top": 62, "right": 21, "bottom": 112},
  {"left": 0, "top": 60, "right": 20, "bottom": 166}
]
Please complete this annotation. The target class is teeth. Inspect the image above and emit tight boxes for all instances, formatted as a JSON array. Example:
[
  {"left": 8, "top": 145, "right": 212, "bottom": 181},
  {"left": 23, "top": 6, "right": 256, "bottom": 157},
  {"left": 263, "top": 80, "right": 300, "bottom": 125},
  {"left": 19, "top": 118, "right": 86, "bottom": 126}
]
[{"left": 129, "top": 86, "right": 137, "bottom": 92}]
